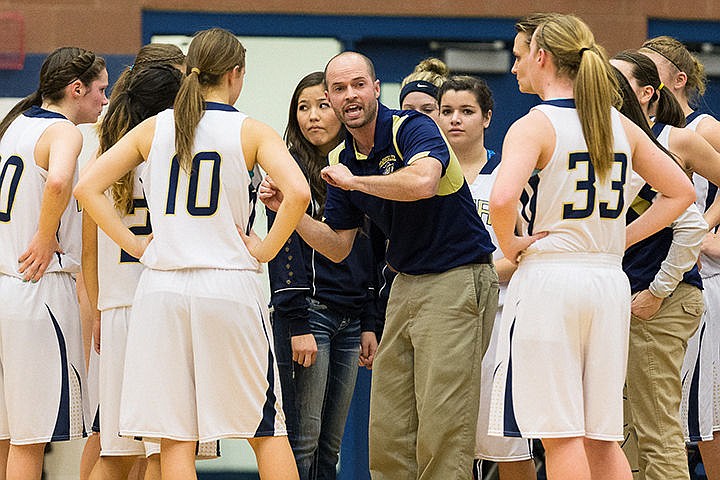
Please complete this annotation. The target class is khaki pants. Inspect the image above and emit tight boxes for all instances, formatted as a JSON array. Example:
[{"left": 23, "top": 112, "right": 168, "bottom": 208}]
[
  {"left": 623, "top": 282, "right": 704, "bottom": 480},
  {"left": 369, "top": 263, "right": 498, "bottom": 480}
]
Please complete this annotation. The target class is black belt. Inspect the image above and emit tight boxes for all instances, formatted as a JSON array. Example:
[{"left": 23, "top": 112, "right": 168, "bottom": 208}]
[{"left": 477, "top": 253, "right": 493, "bottom": 265}]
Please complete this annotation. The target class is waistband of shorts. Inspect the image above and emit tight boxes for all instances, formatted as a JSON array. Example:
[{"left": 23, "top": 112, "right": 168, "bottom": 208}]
[{"left": 519, "top": 252, "right": 622, "bottom": 267}]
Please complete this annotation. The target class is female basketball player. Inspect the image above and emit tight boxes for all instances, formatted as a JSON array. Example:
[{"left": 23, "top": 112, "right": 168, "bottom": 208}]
[
  {"left": 488, "top": 14, "right": 695, "bottom": 480},
  {"left": 611, "top": 56, "right": 716, "bottom": 478},
  {"left": 437, "top": 75, "right": 536, "bottom": 480},
  {"left": 80, "top": 43, "right": 187, "bottom": 480},
  {"left": 75, "top": 28, "right": 309, "bottom": 480},
  {"left": 399, "top": 58, "right": 449, "bottom": 119},
  {"left": 84, "top": 64, "right": 183, "bottom": 480},
  {"left": 641, "top": 36, "right": 720, "bottom": 479},
  {"left": 0, "top": 46, "right": 107, "bottom": 479}
]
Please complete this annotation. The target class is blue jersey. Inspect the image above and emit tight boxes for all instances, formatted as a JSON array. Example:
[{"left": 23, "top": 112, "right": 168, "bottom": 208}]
[
  {"left": 323, "top": 103, "right": 494, "bottom": 275},
  {"left": 622, "top": 122, "right": 703, "bottom": 293}
]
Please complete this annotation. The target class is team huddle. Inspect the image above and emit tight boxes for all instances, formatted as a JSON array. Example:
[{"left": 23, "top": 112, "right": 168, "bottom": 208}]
[{"left": 0, "top": 11, "right": 718, "bottom": 480}]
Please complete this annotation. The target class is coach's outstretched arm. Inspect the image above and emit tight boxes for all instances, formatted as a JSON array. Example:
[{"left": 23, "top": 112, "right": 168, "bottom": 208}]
[
  {"left": 259, "top": 175, "right": 356, "bottom": 263},
  {"left": 320, "top": 156, "right": 441, "bottom": 201}
]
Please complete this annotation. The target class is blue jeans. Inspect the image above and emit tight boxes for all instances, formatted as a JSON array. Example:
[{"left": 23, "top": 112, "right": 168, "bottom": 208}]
[{"left": 273, "top": 300, "right": 361, "bottom": 480}]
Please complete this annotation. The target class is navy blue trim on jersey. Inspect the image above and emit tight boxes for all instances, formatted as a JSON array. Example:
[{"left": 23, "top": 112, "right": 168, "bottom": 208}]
[
  {"left": 520, "top": 174, "right": 539, "bottom": 236},
  {"left": 706, "top": 184, "right": 719, "bottom": 215},
  {"left": 48, "top": 304, "right": 72, "bottom": 441},
  {"left": 503, "top": 317, "right": 522, "bottom": 437},
  {"left": 540, "top": 98, "right": 575, "bottom": 109},
  {"left": 687, "top": 322, "right": 706, "bottom": 442},
  {"left": 92, "top": 405, "right": 100, "bottom": 433},
  {"left": 23, "top": 106, "right": 67, "bottom": 120},
  {"left": 686, "top": 110, "right": 704, "bottom": 125},
  {"left": 255, "top": 303, "right": 279, "bottom": 437},
  {"left": 480, "top": 149, "right": 501, "bottom": 175},
  {"left": 651, "top": 122, "right": 666, "bottom": 137},
  {"left": 204, "top": 101, "right": 238, "bottom": 112}
]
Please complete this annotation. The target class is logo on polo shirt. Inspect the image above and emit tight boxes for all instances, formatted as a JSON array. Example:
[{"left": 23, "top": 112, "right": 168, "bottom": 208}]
[{"left": 378, "top": 155, "right": 398, "bottom": 175}]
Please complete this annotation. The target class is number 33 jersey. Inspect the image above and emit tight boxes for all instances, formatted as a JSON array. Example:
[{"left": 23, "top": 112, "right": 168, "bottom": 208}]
[
  {"left": 139, "top": 103, "right": 260, "bottom": 271},
  {"left": 0, "top": 107, "right": 81, "bottom": 278},
  {"left": 518, "top": 100, "right": 642, "bottom": 258}
]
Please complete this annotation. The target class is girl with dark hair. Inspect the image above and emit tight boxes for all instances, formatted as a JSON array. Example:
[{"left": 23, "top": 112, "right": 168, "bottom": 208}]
[
  {"left": 0, "top": 46, "right": 108, "bottom": 479},
  {"left": 612, "top": 61, "right": 713, "bottom": 480},
  {"left": 82, "top": 64, "right": 183, "bottom": 480},
  {"left": 437, "top": 75, "right": 537, "bottom": 480},
  {"left": 75, "top": 28, "right": 309, "bottom": 479},
  {"left": 641, "top": 36, "right": 720, "bottom": 478},
  {"left": 268, "top": 71, "right": 378, "bottom": 480}
]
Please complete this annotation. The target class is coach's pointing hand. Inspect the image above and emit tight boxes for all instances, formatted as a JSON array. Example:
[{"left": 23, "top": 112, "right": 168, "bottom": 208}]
[{"left": 321, "top": 164, "right": 355, "bottom": 191}]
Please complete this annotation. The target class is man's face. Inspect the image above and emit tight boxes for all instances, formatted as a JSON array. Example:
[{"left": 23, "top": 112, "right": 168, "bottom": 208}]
[
  {"left": 511, "top": 32, "right": 535, "bottom": 94},
  {"left": 325, "top": 53, "right": 380, "bottom": 130}
]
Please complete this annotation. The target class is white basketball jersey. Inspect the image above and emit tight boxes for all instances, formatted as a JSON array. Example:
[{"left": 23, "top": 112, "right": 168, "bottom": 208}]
[
  {"left": 139, "top": 104, "right": 260, "bottom": 271},
  {"left": 687, "top": 113, "right": 720, "bottom": 277},
  {"left": 468, "top": 151, "right": 502, "bottom": 262},
  {"left": 0, "top": 108, "right": 81, "bottom": 278},
  {"left": 97, "top": 172, "right": 148, "bottom": 310},
  {"left": 518, "top": 101, "right": 636, "bottom": 257}
]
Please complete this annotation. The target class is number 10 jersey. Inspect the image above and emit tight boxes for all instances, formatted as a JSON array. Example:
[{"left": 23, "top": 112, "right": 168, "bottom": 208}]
[{"left": 139, "top": 103, "right": 260, "bottom": 272}]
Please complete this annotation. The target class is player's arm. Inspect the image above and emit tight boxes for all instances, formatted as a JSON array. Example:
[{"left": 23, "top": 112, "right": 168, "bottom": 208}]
[
  {"left": 241, "top": 118, "right": 310, "bottom": 263},
  {"left": 494, "top": 257, "right": 517, "bottom": 284},
  {"left": 624, "top": 117, "right": 696, "bottom": 248},
  {"left": 320, "top": 156, "right": 441, "bottom": 201},
  {"left": 695, "top": 115, "right": 720, "bottom": 156},
  {"left": 81, "top": 208, "right": 101, "bottom": 353},
  {"left": 19, "top": 122, "right": 83, "bottom": 282},
  {"left": 74, "top": 119, "right": 153, "bottom": 260},
  {"left": 670, "top": 127, "right": 720, "bottom": 227},
  {"left": 490, "top": 111, "right": 550, "bottom": 264}
]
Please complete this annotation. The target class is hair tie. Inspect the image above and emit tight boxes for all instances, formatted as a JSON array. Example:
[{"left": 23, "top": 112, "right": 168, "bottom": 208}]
[
  {"left": 657, "top": 82, "right": 665, "bottom": 92},
  {"left": 579, "top": 47, "right": 591, "bottom": 56},
  {"left": 191, "top": 67, "right": 201, "bottom": 75}
]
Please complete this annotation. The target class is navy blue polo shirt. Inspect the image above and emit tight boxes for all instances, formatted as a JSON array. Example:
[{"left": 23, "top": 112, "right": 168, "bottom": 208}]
[{"left": 323, "top": 103, "right": 494, "bottom": 275}]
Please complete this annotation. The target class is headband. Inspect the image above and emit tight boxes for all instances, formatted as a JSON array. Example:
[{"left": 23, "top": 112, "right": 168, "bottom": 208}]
[
  {"left": 399, "top": 80, "right": 439, "bottom": 107},
  {"left": 642, "top": 45, "right": 684, "bottom": 73},
  {"left": 616, "top": 53, "right": 664, "bottom": 96}
]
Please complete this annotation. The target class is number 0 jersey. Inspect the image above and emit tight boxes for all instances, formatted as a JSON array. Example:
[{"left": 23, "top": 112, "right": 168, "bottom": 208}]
[
  {"left": 139, "top": 103, "right": 260, "bottom": 271},
  {"left": 518, "top": 99, "right": 639, "bottom": 258},
  {"left": 0, "top": 106, "right": 81, "bottom": 278}
]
